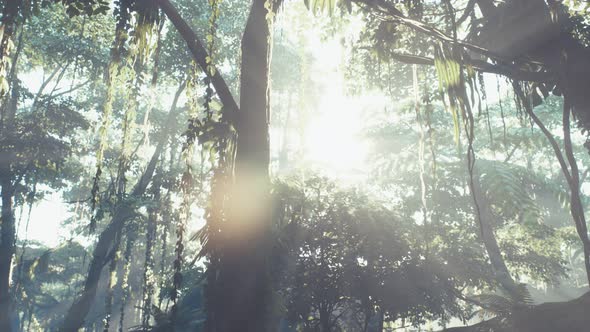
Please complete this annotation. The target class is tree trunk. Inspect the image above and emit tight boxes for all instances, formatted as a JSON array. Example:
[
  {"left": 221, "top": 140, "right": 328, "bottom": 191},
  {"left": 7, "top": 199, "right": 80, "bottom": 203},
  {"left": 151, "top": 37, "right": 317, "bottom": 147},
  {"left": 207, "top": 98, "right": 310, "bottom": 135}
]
[
  {"left": 562, "top": 101, "right": 590, "bottom": 286},
  {"left": 0, "top": 175, "right": 16, "bottom": 332},
  {"left": 0, "top": 2, "right": 21, "bottom": 328},
  {"left": 0, "top": 67, "right": 16, "bottom": 332},
  {"left": 60, "top": 206, "right": 134, "bottom": 332},
  {"left": 208, "top": 0, "right": 274, "bottom": 331},
  {"left": 0, "top": 0, "right": 20, "bottom": 102},
  {"left": 59, "top": 82, "right": 185, "bottom": 332},
  {"left": 319, "top": 305, "right": 331, "bottom": 332},
  {"left": 471, "top": 173, "right": 521, "bottom": 297}
]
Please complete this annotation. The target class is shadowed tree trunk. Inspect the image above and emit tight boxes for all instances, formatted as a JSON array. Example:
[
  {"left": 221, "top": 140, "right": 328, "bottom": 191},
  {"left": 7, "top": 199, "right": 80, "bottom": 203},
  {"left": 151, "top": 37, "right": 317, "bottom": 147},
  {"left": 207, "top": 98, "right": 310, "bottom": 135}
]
[
  {"left": 0, "top": 176, "right": 15, "bottom": 332},
  {"left": 319, "top": 305, "right": 332, "bottom": 332},
  {"left": 207, "top": 0, "right": 275, "bottom": 330},
  {"left": 0, "top": 79, "right": 17, "bottom": 332},
  {"left": 471, "top": 173, "right": 521, "bottom": 298},
  {"left": 0, "top": 0, "right": 20, "bottom": 101},
  {"left": 0, "top": 2, "right": 23, "bottom": 328},
  {"left": 59, "top": 81, "right": 185, "bottom": 332},
  {"left": 157, "top": 0, "right": 280, "bottom": 329}
]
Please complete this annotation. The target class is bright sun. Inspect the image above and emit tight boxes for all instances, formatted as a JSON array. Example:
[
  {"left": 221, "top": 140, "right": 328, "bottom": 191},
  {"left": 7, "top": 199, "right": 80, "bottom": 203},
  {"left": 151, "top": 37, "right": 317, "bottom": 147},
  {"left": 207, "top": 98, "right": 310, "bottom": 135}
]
[
  {"left": 303, "top": 92, "right": 369, "bottom": 178},
  {"left": 296, "top": 21, "right": 372, "bottom": 181}
]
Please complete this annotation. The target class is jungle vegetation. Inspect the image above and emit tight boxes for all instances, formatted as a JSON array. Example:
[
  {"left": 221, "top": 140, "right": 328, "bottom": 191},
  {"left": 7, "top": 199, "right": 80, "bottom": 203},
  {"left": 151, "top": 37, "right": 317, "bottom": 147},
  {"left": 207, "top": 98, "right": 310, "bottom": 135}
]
[{"left": 1, "top": 0, "right": 590, "bottom": 331}]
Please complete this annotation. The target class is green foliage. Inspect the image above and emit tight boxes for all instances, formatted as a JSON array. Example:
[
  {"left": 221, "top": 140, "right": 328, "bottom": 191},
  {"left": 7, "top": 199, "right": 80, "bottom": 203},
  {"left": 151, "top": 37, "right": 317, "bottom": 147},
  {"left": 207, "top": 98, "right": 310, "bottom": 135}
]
[
  {"left": 363, "top": 91, "right": 574, "bottom": 293},
  {"left": 0, "top": 97, "right": 89, "bottom": 191},
  {"left": 2, "top": 0, "right": 109, "bottom": 21},
  {"left": 477, "top": 160, "right": 543, "bottom": 226},
  {"left": 60, "top": 0, "right": 110, "bottom": 17},
  {"left": 133, "top": 267, "right": 206, "bottom": 332},
  {"left": 14, "top": 242, "right": 89, "bottom": 330},
  {"left": 474, "top": 283, "right": 533, "bottom": 319},
  {"left": 274, "top": 176, "right": 461, "bottom": 329},
  {"left": 4, "top": 1, "right": 590, "bottom": 331}
]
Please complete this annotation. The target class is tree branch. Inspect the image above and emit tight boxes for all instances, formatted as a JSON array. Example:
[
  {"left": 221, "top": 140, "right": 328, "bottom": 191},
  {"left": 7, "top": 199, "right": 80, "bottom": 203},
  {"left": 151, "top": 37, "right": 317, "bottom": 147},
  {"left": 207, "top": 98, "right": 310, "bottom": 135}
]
[
  {"left": 456, "top": 0, "right": 477, "bottom": 25},
  {"left": 32, "top": 63, "right": 66, "bottom": 108},
  {"left": 355, "top": 0, "right": 505, "bottom": 60},
  {"left": 513, "top": 82, "right": 572, "bottom": 184},
  {"left": 46, "top": 78, "right": 92, "bottom": 100},
  {"left": 156, "top": 0, "right": 239, "bottom": 125},
  {"left": 355, "top": 0, "right": 549, "bottom": 79},
  {"left": 389, "top": 52, "right": 552, "bottom": 82}
]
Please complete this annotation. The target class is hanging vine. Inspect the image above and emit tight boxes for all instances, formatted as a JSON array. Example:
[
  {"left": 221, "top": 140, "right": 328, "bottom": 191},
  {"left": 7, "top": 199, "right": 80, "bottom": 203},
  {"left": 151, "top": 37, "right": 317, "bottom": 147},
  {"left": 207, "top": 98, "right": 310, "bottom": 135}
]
[
  {"left": 157, "top": 187, "right": 172, "bottom": 310},
  {"left": 103, "top": 231, "right": 122, "bottom": 332},
  {"left": 141, "top": 171, "right": 161, "bottom": 328},
  {"left": 90, "top": 0, "right": 132, "bottom": 231},
  {"left": 118, "top": 223, "right": 137, "bottom": 332},
  {"left": 15, "top": 177, "right": 36, "bottom": 293},
  {"left": 185, "top": 1, "right": 243, "bottom": 328},
  {"left": 204, "top": 0, "right": 222, "bottom": 118},
  {"left": 478, "top": 72, "right": 494, "bottom": 147},
  {"left": 170, "top": 62, "right": 200, "bottom": 323},
  {"left": 91, "top": 0, "right": 159, "bottom": 228},
  {"left": 436, "top": 1, "right": 482, "bottom": 235},
  {"left": 433, "top": 44, "right": 461, "bottom": 147},
  {"left": 141, "top": 14, "right": 166, "bottom": 148},
  {"left": 413, "top": 64, "right": 430, "bottom": 252},
  {"left": 433, "top": 3, "right": 531, "bottom": 297},
  {"left": 115, "top": 4, "right": 158, "bottom": 199},
  {"left": 170, "top": 0, "right": 237, "bottom": 325},
  {"left": 115, "top": 73, "right": 138, "bottom": 198}
]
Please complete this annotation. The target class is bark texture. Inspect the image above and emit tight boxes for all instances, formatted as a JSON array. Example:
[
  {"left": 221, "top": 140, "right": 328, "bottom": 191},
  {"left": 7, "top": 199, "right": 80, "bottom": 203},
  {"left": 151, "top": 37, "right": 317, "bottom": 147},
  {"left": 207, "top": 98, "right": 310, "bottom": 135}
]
[
  {"left": 207, "top": 0, "right": 274, "bottom": 331},
  {"left": 0, "top": 2, "right": 21, "bottom": 329},
  {"left": 0, "top": 176, "right": 15, "bottom": 332}
]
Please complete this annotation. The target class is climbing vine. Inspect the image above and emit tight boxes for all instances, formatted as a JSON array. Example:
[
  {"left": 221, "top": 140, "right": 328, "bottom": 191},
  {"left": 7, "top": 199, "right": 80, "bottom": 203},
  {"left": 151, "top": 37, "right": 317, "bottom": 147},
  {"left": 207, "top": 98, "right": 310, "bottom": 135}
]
[
  {"left": 141, "top": 172, "right": 161, "bottom": 328},
  {"left": 118, "top": 223, "right": 137, "bottom": 331},
  {"left": 103, "top": 232, "right": 122, "bottom": 332},
  {"left": 90, "top": 0, "right": 132, "bottom": 231}
]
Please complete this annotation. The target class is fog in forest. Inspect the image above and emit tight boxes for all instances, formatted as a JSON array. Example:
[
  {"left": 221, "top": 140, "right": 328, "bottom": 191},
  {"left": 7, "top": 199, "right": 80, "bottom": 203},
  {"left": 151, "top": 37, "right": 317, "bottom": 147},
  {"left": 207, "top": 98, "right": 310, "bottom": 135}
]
[{"left": 1, "top": 0, "right": 590, "bottom": 331}]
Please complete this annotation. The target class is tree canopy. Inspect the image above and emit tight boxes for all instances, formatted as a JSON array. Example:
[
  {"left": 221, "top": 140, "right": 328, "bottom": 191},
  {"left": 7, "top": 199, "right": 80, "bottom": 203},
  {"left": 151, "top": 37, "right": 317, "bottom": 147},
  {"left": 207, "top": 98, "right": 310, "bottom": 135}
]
[{"left": 1, "top": 0, "right": 590, "bottom": 331}]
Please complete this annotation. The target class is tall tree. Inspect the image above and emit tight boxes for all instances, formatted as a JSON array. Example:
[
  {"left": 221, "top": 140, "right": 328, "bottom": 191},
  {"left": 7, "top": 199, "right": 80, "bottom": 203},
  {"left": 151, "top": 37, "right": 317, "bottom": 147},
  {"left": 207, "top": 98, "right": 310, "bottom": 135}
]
[
  {"left": 159, "top": 0, "right": 278, "bottom": 329},
  {"left": 207, "top": 0, "right": 274, "bottom": 330},
  {"left": 0, "top": 1, "right": 23, "bottom": 329}
]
